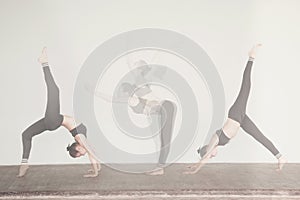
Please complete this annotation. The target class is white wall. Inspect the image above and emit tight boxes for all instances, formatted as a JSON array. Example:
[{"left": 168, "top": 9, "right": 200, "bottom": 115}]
[{"left": 0, "top": 0, "right": 299, "bottom": 165}]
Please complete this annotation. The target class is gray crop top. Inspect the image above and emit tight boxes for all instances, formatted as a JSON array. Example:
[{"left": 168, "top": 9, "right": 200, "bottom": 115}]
[{"left": 70, "top": 123, "right": 87, "bottom": 137}]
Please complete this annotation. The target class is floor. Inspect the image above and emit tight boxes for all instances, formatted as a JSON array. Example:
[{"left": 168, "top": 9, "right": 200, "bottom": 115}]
[{"left": 0, "top": 163, "right": 299, "bottom": 199}]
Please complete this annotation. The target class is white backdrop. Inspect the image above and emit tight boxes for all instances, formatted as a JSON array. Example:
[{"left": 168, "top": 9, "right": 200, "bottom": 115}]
[{"left": 0, "top": 0, "right": 299, "bottom": 165}]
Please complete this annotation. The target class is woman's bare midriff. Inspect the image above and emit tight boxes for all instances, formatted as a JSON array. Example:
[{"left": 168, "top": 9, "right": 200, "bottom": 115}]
[
  {"left": 222, "top": 118, "right": 241, "bottom": 138},
  {"left": 143, "top": 100, "right": 161, "bottom": 115}
]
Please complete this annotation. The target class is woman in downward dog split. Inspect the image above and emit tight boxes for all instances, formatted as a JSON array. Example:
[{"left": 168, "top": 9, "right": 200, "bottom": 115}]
[
  {"left": 184, "top": 44, "right": 286, "bottom": 174},
  {"left": 18, "top": 48, "right": 100, "bottom": 178}
]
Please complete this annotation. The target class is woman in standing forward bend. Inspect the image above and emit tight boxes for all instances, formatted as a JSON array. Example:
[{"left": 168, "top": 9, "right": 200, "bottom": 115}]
[
  {"left": 184, "top": 44, "right": 286, "bottom": 174},
  {"left": 90, "top": 59, "right": 177, "bottom": 175},
  {"left": 18, "top": 48, "right": 101, "bottom": 178}
]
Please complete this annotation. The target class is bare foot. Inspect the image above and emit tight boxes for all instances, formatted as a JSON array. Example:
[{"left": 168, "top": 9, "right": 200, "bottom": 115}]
[
  {"left": 17, "top": 163, "right": 29, "bottom": 177},
  {"left": 37, "top": 47, "right": 48, "bottom": 64},
  {"left": 248, "top": 44, "right": 262, "bottom": 58},
  {"left": 276, "top": 156, "right": 287, "bottom": 171},
  {"left": 145, "top": 167, "right": 164, "bottom": 176}
]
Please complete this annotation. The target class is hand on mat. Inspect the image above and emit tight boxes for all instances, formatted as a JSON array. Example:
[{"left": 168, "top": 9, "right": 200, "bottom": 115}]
[
  {"left": 85, "top": 163, "right": 100, "bottom": 178},
  {"left": 84, "top": 171, "right": 99, "bottom": 178},
  {"left": 17, "top": 163, "right": 29, "bottom": 177},
  {"left": 87, "top": 163, "right": 101, "bottom": 173},
  {"left": 183, "top": 167, "right": 200, "bottom": 175},
  {"left": 186, "top": 163, "right": 199, "bottom": 170},
  {"left": 88, "top": 168, "right": 101, "bottom": 173},
  {"left": 183, "top": 163, "right": 202, "bottom": 174}
]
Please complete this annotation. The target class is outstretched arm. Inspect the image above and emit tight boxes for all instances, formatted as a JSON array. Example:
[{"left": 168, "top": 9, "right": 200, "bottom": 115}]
[
  {"left": 75, "top": 134, "right": 101, "bottom": 177},
  {"left": 62, "top": 117, "right": 101, "bottom": 177},
  {"left": 85, "top": 84, "right": 128, "bottom": 103},
  {"left": 184, "top": 154, "right": 212, "bottom": 175},
  {"left": 85, "top": 154, "right": 100, "bottom": 178},
  {"left": 204, "top": 134, "right": 219, "bottom": 157},
  {"left": 184, "top": 134, "right": 219, "bottom": 174},
  {"left": 94, "top": 90, "right": 128, "bottom": 103}
]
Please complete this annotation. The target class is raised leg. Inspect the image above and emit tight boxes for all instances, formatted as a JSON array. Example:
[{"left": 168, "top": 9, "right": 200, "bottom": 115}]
[
  {"left": 43, "top": 66, "right": 60, "bottom": 117},
  {"left": 228, "top": 59, "right": 253, "bottom": 123},
  {"left": 228, "top": 44, "right": 262, "bottom": 124},
  {"left": 41, "top": 62, "right": 63, "bottom": 129}
]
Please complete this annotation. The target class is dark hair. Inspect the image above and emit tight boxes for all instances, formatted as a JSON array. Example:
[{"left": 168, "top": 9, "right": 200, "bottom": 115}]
[
  {"left": 66, "top": 142, "right": 79, "bottom": 158},
  {"left": 136, "top": 60, "right": 151, "bottom": 76},
  {"left": 120, "top": 82, "right": 135, "bottom": 96},
  {"left": 197, "top": 145, "right": 208, "bottom": 158}
]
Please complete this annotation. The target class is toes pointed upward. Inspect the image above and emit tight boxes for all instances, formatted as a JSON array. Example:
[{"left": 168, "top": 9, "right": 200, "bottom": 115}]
[
  {"left": 38, "top": 47, "right": 49, "bottom": 64},
  {"left": 42, "top": 47, "right": 47, "bottom": 55}
]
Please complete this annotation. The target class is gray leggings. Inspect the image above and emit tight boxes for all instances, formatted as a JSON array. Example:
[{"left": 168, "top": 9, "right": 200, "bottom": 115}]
[
  {"left": 22, "top": 65, "right": 63, "bottom": 160},
  {"left": 157, "top": 100, "right": 177, "bottom": 166},
  {"left": 228, "top": 60, "right": 280, "bottom": 157}
]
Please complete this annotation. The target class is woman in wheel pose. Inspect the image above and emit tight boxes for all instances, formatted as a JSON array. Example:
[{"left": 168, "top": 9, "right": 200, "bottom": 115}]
[
  {"left": 18, "top": 48, "right": 101, "bottom": 178},
  {"left": 185, "top": 44, "right": 286, "bottom": 174}
]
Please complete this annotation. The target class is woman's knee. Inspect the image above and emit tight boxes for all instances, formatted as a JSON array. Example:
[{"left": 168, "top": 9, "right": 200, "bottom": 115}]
[{"left": 22, "top": 130, "right": 31, "bottom": 141}]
